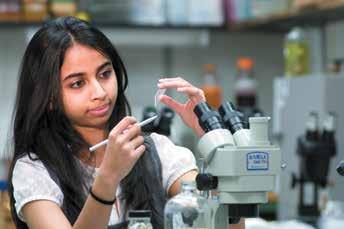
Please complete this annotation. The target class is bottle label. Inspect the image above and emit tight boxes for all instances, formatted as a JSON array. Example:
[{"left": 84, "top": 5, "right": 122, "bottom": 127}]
[
  {"left": 172, "top": 213, "right": 207, "bottom": 229},
  {"left": 247, "top": 152, "right": 269, "bottom": 171},
  {"left": 173, "top": 213, "right": 186, "bottom": 228}
]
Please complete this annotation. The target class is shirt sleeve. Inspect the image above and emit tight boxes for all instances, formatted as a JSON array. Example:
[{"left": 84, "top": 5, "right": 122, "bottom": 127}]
[
  {"left": 150, "top": 133, "right": 198, "bottom": 194},
  {"left": 12, "top": 155, "right": 64, "bottom": 222}
]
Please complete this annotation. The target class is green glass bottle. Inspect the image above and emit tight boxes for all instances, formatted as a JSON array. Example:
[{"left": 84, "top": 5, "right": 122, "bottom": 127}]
[{"left": 284, "top": 27, "right": 310, "bottom": 77}]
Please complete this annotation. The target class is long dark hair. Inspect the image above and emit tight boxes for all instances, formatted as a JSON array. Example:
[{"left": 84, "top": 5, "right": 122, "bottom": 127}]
[{"left": 8, "top": 16, "right": 165, "bottom": 228}]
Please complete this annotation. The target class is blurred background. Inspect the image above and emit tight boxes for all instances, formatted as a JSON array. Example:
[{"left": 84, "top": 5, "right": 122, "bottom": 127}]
[{"left": 2, "top": 0, "right": 344, "bottom": 228}]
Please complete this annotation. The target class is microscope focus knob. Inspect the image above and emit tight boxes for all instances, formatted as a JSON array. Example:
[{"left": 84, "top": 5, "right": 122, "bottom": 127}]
[{"left": 196, "top": 173, "right": 218, "bottom": 191}]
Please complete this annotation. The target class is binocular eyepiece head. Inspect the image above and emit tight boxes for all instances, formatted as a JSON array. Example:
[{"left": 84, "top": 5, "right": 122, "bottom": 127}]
[
  {"left": 194, "top": 101, "right": 245, "bottom": 134},
  {"left": 194, "top": 102, "right": 224, "bottom": 133}
]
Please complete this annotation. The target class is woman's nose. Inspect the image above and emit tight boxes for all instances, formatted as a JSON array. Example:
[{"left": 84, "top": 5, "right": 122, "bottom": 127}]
[{"left": 91, "top": 80, "right": 107, "bottom": 100}]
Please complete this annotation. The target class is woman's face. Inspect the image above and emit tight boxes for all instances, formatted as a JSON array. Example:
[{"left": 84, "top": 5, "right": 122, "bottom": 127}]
[{"left": 60, "top": 43, "right": 117, "bottom": 130}]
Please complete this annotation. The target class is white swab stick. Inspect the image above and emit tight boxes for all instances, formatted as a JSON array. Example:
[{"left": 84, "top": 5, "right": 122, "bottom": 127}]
[{"left": 89, "top": 115, "right": 158, "bottom": 152}]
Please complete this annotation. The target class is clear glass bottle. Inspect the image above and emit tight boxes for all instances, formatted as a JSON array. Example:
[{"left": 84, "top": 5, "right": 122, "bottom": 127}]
[
  {"left": 164, "top": 181, "right": 209, "bottom": 229},
  {"left": 128, "top": 210, "right": 153, "bottom": 229}
]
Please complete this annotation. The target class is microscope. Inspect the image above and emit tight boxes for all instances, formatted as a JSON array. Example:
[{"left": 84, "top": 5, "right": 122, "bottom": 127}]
[
  {"left": 141, "top": 106, "right": 175, "bottom": 136},
  {"left": 194, "top": 101, "right": 281, "bottom": 228},
  {"left": 291, "top": 112, "right": 336, "bottom": 224}
]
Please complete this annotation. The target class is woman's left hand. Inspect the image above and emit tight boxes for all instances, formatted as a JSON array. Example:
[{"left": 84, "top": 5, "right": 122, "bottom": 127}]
[{"left": 158, "top": 77, "right": 205, "bottom": 137}]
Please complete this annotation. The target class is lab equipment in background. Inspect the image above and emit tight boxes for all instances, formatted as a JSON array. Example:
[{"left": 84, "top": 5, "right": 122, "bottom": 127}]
[
  {"left": 249, "top": 0, "right": 290, "bottom": 18},
  {"left": 234, "top": 57, "right": 263, "bottom": 127},
  {"left": 284, "top": 27, "right": 310, "bottom": 77},
  {"left": 164, "top": 180, "right": 208, "bottom": 229},
  {"left": 200, "top": 64, "right": 223, "bottom": 109},
  {"left": 88, "top": 0, "right": 133, "bottom": 24},
  {"left": 166, "top": 0, "right": 189, "bottom": 25},
  {"left": 0, "top": 0, "right": 21, "bottom": 22},
  {"left": 225, "top": 0, "right": 290, "bottom": 23},
  {"left": 194, "top": 101, "right": 281, "bottom": 228},
  {"left": 141, "top": 106, "right": 175, "bottom": 137},
  {"left": 131, "top": 0, "right": 166, "bottom": 25},
  {"left": 291, "top": 112, "right": 336, "bottom": 225},
  {"left": 75, "top": 0, "right": 91, "bottom": 21},
  {"left": 224, "top": 0, "right": 250, "bottom": 22},
  {"left": 23, "top": 0, "right": 48, "bottom": 22},
  {"left": 49, "top": 0, "right": 76, "bottom": 17},
  {"left": 273, "top": 75, "right": 344, "bottom": 221},
  {"left": 328, "top": 58, "right": 344, "bottom": 74},
  {"left": 188, "top": 0, "right": 224, "bottom": 26},
  {"left": 336, "top": 160, "right": 344, "bottom": 176},
  {"left": 128, "top": 210, "right": 153, "bottom": 229}
]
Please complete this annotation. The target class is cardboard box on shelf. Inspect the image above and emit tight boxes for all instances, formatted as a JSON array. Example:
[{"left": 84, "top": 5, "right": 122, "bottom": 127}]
[
  {"left": 292, "top": 0, "right": 344, "bottom": 11},
  {"left": 317, "top": 0, "right": 344, "bottom": 9},
  {"left": 292, "top": 0, "right": 318, "bottom": 11}
]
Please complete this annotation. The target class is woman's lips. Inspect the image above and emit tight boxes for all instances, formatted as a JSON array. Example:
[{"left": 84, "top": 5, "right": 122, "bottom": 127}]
[{"left": 88, "top": 103, "right": 110, "bottom": 117}]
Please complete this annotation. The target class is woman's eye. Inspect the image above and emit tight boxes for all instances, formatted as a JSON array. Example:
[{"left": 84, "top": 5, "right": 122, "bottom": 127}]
[
  {"left": 100, "top": 70, "right": 113, "bottom": 78},
  {"left": 70, "top": 80, "right": 85, "bottom": 88}
]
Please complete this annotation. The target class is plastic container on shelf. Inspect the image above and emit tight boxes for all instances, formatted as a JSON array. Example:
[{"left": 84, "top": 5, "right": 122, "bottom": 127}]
[
  {"left": 87, "top": 0, "right": 134, "bottom": 24},
  {"left": 166, "top": 0, "right": 189, "bottom": 25},
  {"left": 0, "top": 0, "right": 21, "bottom": 22},
  {"left": 23, "top": 0, "right": 48, "bottom": 22},
  {"left": 49, "top": 0, "right": 77, "bottom": 17},
  {"left": 164, "top": 181, "right": 209, "bottom": 229},
  {"left": 200, "top": 64, "right": 223, "bottom": 109},
  {"left": 75, "top": 0, "right": 92, "bottom": 21},
  {"left": 188, "top": 0, "right": 224, "bottom": 26},
  {"left": 249, "top": 0, "right": 290, "bottom": 18},
  {"left": 131, "top": 0, "right": 166, "bottom": 25},
  {"left": 284, "top": 27, "right": 310, "bottom": 77}
]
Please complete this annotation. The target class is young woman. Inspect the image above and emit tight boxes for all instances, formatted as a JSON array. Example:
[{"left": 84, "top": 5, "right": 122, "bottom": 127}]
[{"left": 8, "top": 16, "right": 244, "bottom": 228}]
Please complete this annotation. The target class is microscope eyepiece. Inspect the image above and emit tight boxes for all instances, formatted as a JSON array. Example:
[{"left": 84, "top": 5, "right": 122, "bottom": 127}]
[
  {"left": 219, "top": 101, "right": 245, "bottom": 134},
  {"left": 194, "top": 102, "right": 224, "bottom": 132}
]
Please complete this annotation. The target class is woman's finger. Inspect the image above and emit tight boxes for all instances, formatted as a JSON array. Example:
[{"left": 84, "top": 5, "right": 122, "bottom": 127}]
[
  {"left": 176, "top": 86, "right": 205, "bottom": 100},
  {"left": 159, "top": 95, "right": 183, "bottom": 114},
  {"left": 131, "top": 135, "right": 145, "bottom": 150},
  {"left": 158, "top": 80, "right": 190, "bottom": 89},
  {"left": 110, "top": 117, "right": 137, "bottom": 137},
  {"left": 121, "top": 124, "right": 141, "bottom": 141},
  {"left": 159, "top": 77, "right": 186, "bottom": 82},
  {"left": 132, "top": 145, "right": 146, "bottom": 160}
]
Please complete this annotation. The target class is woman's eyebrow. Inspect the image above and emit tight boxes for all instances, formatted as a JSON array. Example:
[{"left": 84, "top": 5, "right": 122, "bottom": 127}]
[
  {"left": 96, "top": 61, "right": 112, "bottom": 73},
  {"left": 63, "top": 61, "right": 112, "bottom": 82}
]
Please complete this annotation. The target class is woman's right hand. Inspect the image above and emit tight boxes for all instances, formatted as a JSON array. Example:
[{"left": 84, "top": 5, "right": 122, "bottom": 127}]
[{"left": 99, "top": 116, "right": 145, "bottom": 184}]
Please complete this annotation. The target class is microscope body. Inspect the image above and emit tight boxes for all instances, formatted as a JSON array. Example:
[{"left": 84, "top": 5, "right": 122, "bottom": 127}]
[{"left": 197, "top": 116, "right": 281, "bottom": 228}]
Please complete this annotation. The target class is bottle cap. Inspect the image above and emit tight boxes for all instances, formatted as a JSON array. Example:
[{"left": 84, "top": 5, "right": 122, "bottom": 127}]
[
  {"left": 203, "top": 64, "right": 215, "bottom": 73},
  {"left": 237, "top": 58, "right": 253, "bottom": 71},
  {"left": 128, "top": 210, "right": 151, "bottom": 218}
]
